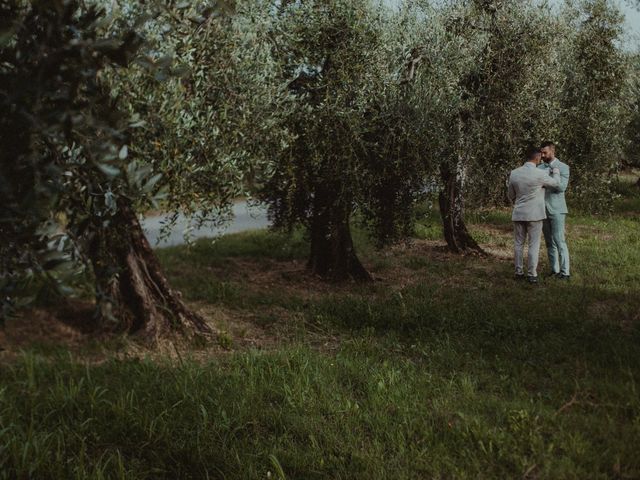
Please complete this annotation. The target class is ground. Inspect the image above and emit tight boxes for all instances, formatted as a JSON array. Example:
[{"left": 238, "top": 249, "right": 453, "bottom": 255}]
[{"left": 0, "top": 175, "right": 639, "bottom": 479}]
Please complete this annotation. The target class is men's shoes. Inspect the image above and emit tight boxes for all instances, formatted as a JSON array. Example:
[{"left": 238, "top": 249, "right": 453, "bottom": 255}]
[
  {"left": 514, "top": 273, "right": 526, "bottom": 280},
  {"left": 557, "top": 274, "right": 571, "bottom": 281},
  {"left": 546, "top": 271, "right": 560, "bottom": 278},
  {"left": 527, "top": 276, "right": 539, "bottom": 284}
]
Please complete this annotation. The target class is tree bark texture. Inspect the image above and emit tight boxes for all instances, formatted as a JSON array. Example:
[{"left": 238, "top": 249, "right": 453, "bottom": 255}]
[
  {"left": 438, "top": 159, "right": 485, "bottom": 255},
  {"left": 307, "top": 183, "right": 372, "bottom": 282},
  {"left": 438, "top": 113, "right": 484, "bottom": 255},
  {"left": 89, "top": 199, "right": 212, "bottom": 340}
]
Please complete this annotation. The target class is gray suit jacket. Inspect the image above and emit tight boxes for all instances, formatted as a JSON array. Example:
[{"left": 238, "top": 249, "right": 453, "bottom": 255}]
[
  {"left": 508, "top": 162, "right": 561, "bottom": 221},
  {"left": 538, "top": 158, "right": 569, "bottom": 215}
]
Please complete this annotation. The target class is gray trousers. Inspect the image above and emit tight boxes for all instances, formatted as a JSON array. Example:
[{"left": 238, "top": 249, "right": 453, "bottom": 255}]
[{"left": 513, "top": 220, "right": 543, "bottom": 277}]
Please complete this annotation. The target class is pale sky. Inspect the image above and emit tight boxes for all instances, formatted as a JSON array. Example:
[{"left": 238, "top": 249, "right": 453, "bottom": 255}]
[{"left": 619, "top": 1, "right": 640, "bottom": 40}]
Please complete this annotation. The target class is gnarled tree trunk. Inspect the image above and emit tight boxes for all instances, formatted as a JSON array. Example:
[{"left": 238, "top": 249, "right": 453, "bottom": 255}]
[
  {"left": 438, "top": 114, "right": 484, "bottom": 255},
  {"left": 439, "top": 159, "right": 484, "bottom": 255},
  {"left": 307, "top": 184, "right": 372, "bottom": 282},
  {"left": 439, "top": 159, "right": 483, "bottom": 253},
  {"left": 89, "top": 199, "right": 212, "bottom": 340}
]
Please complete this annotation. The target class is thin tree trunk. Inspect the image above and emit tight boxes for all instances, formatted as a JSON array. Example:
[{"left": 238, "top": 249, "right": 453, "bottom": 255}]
[
  {"left": 438, "top": 159, "right": 485, "bottom": 255},
  {"left": 307, "top": 184, "right": 372, "bottom": 282},
  {"left": 89, "top": 199, "right": 212, "bottom": 341},
  {"left": 439, "top": 125, "right": 484, "bottom": 254},
  {"left": 438, "top": 114, "right": 484, "bottom": 255}
]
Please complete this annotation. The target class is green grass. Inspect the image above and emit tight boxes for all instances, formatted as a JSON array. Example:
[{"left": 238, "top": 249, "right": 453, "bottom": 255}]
[
  {"left": 613, "top": 173, "right": 640, "bottom": 215},
  {"left": 1, "top": 179, "right": 639, "bottom": 479},
  {"left": 154, "top": 230, "right": 309, "bottom": 309},
  {"left": 2, "top": 333, "right": 639, "bottom": 479}
]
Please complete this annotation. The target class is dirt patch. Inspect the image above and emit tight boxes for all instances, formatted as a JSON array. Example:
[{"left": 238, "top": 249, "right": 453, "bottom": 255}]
[
  {"left": 0, "top": 302, "right": 120, "bottom": 363},
  {"left": 587, "top": 299, "right": 639, "bottom": 333},
  {"left": 0, "top": 238, "right": 515, "bottom": 361},
  {"left": 203, "top": 238, "right": 514, "bottom": 311},
  {"left": 570, "top": 224, "right": 616, "bottom": 241},
  {"left": 0, "top": 307, "right": 90, "bottom": 350},
  {"left": 0, "top": 299, "right": 345, "bottom": 363},
  {"left": 225, "top": 258, "right": 344, "bottom": 300}
]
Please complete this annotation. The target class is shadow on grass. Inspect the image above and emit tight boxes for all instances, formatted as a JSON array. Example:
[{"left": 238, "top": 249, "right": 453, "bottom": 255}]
[{"left": 2, "top": 197, "right": 640, "bottom": 478}]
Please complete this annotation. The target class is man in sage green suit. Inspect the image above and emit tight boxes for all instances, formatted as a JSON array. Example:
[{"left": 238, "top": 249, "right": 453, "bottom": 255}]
[{"left": 539, "top": 141, "right": 570, "bottom": 280}]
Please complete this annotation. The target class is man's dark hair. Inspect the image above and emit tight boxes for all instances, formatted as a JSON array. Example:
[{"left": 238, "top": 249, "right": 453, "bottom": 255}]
[
  {"left": 540, "top": 141, "right": 555, "bottom": 149},
  {"left": 525, "top": 145, "right": 541, "bottom": 161}
]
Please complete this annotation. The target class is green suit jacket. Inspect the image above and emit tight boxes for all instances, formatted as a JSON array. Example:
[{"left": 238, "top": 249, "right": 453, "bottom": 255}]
[{"left": 538, "top": 158, "right": 569, "bottom": 215}]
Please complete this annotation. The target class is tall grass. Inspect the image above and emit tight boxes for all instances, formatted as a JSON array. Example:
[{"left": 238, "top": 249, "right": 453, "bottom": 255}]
[
  {"left": 2, "top": 337, "right": 639, "bottom": 479},
  {"left": 1, "top": 176, "right": 639, "bottom": 479}
]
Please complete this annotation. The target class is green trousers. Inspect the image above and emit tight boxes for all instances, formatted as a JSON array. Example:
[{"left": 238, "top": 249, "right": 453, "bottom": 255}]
[{"left": 543, "top": 213, "right": 570, "bottom": 275}]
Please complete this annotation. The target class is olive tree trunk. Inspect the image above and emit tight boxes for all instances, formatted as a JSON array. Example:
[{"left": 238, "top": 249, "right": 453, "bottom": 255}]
[
  {"left": 438, "top": 114, "right": 484, "bottom": 255},
  {"left": 89, "top": 199, "right": 212, "bottom": 340},
  {"left": 307, "top": 184, "right": 372, "bottom": 282}
]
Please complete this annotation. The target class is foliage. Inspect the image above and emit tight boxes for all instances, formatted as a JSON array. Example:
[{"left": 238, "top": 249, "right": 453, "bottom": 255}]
[
  {"left": 623, "top": 53, "right": 640, "bottom": 173},
  {"left": 357, "top": 6, "right": 436, "bottom": 246},
  {"left": 408, "top": 0, "right": 632, "bottom": 213},
  {"left": 558, "top": 0, "right": 630, "bottom": 210},
  {"left": 263, "top": 0, "right": 381, "bottom": 228},
  {"left": 407, "top": 0, "right": 563, "bottom": 204},
  {"left": 107, "top": 0, "right": 287, "bottom": 234},
  {"left": 461, "top": 0, "right": 566, "bottom": 205},
  {"left": 0, "top": 0, "right": 152, "bottom": 319},
  {"left": 260, "top": 0, "right": 430, "bottom": 278}
]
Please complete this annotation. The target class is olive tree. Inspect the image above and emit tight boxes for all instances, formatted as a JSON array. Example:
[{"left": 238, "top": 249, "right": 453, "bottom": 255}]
[
  {"left": 624, "top": 53, "right": 640, "bottom": 183},
  {"left": 558, "top": 0, "right": 629, "bottom": 207},
  {"left": 407, "top": 0, "right": 489, "bottom": 253},
  {"left": 461, "top": 0, "right": 567, "bottom": 207},
  {"left": 261, "top": 0, "right": 428, "bottom": 281},
  {"left": 358, "top": 7, "right": 435, "bottom": 248},
  {"left": 0, "top": 0, "right": 210, "bottom": 338},
  {"left": 407, "top": 0, "right": 574, "bottom": 252}
]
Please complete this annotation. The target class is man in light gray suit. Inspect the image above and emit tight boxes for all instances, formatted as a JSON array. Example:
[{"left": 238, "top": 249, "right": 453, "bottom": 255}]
[
  {"left": 508, "top": 147, "right": 561, "bottom": 284},
  {"left": 539, "top": 141, "right": 570, "bottom": 280}
]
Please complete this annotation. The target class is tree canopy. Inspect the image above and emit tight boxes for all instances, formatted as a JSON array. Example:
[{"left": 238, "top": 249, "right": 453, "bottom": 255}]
[{"left": 2, "top": 0, "right": 638, "bottom": 331}]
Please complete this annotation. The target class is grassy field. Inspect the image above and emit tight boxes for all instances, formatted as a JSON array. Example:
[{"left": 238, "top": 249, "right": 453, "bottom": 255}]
[{"left": 1, "top": 177, "right": 639, "bottom": 479}]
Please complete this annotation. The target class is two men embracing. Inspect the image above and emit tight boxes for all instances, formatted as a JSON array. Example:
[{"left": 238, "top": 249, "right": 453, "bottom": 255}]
[{"left": 507, "top": 141, "right": 571, "bottom": 284}]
